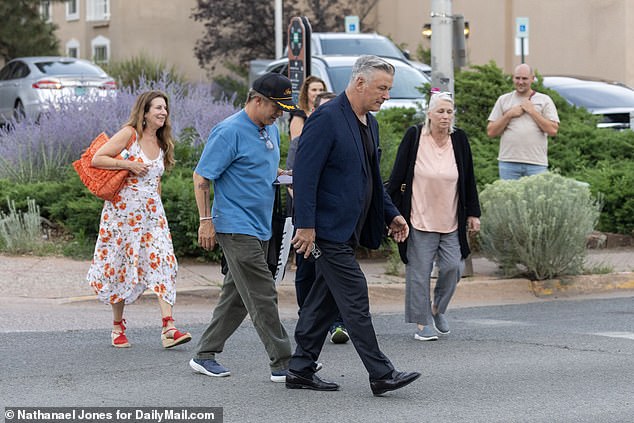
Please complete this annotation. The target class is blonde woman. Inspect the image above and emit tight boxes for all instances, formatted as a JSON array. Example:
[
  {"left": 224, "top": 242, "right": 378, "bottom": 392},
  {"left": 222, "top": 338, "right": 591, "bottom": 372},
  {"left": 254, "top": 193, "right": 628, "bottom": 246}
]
[
  {"left": 87, "top": 90, "right": 191, "bottom": 349},
  {"left": 387, "top": 92, "right": 481, "bottom": 341}
]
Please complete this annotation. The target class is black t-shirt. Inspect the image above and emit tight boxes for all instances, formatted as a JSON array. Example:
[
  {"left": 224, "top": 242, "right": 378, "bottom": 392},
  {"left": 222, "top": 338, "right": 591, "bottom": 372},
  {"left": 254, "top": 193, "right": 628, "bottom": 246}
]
[
  {"left": 354, "top": 116, "right": 375, "bottom": 243},
  {"left": 288, "top": 109, "right": 307, "bottom": 133}
]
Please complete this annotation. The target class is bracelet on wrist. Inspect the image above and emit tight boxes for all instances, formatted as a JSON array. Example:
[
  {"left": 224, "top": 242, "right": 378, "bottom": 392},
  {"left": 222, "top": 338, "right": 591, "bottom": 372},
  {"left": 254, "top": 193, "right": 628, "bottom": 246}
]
[{"left": 199, "top": 217, "right": 212, "bottom": 221}]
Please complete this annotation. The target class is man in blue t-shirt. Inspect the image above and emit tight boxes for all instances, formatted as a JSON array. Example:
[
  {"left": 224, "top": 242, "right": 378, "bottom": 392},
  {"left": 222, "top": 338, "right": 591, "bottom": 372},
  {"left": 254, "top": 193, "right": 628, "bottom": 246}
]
[{"left": 189, "top": 73, "right": 296, "bottom": 383}]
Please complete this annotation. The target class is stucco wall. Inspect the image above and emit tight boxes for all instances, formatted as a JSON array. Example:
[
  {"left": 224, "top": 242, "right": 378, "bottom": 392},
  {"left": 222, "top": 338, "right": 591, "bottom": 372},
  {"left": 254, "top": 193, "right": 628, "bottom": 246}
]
[{"left": 372, "top": 0, "right": 634, "bottom": 85}]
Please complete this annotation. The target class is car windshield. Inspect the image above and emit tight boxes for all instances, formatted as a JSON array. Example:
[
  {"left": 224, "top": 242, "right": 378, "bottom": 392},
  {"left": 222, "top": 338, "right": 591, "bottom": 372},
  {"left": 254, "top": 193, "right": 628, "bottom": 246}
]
[
  {"left": 320, "top": 39, "right": 405, "bottom": 60},
  {"left": 35, "top": 60, "right": 105, "bottom": 76},
  {"left": 326, "top": 64, "right": 427, "bottom": 98},
  {"left": 553, "top": 84, "right": 634, "bottom": 110}
]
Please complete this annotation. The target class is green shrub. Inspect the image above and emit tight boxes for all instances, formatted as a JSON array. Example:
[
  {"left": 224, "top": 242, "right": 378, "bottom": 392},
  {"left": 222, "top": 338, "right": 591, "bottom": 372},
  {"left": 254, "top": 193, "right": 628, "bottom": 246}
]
[
  {"left": 213, "top": 61, "right": 248, "bottom": 107},
  {"left": 103, "top": 54, "right": 186, "bottom": 88},
  {"left": 0, "top": 164, "right": 223, "bottom": 261},
  {"left": 577, "top": 160, "right": 634, "bottom": 234},
  {"left": 162, "top": 168, "right": 221, "bottom": 261},
  {"left": 376, "top": 107, "right": 419, "bottom": 181},
  {"left": 453, "top": 62, "right": 634, "bottom": 235},
  {"left": 478, "top": 173, "right": 601, "bottom": 280},
  {"left": 0, "top": 198, "right": 45, "bottom": 254}
]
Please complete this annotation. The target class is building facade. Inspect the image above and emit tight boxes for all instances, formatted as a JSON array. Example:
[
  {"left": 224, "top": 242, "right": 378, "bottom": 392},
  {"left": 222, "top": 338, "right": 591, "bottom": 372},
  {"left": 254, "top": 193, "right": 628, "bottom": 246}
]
[
  {"left": 47, "top": 0, "right": 207, "bottom": 81},
  {"left": 42, "top": 0, "right": 634, "bottom": 86},
  {"left": 371, "top": 0, "right": 634, "bottom": 86}
]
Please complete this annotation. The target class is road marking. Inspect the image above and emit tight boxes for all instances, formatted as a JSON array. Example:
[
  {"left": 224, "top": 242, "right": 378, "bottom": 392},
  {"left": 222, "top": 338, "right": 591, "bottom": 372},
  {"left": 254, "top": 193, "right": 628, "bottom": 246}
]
[{"left": 593, "top": 331, "right": 634, "bottom": 340}]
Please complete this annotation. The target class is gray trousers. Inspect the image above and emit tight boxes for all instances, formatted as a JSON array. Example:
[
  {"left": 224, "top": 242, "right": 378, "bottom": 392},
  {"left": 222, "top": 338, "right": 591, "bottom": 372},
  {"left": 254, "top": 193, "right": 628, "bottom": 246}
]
[
  {"left": 193, "top": 233, "right": 292, "bottom": 371},
  {"left": 405, "top": 229, "right": 463, "bottom": 326}
]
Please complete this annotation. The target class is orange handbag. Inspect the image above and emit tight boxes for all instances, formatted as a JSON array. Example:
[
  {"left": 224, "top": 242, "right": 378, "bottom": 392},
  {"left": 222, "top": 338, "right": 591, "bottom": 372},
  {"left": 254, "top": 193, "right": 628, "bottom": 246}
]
[{"left": 72, "top": 131, "right": 136, "bottom": 202}]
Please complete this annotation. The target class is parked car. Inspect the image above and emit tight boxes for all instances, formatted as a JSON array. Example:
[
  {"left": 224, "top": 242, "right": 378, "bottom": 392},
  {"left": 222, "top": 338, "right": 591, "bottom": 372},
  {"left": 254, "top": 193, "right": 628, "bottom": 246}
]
[
  {"left": 264, "top": 55, "right": 428, "bottom": 112},
  {"left": 308, "top": 32, "right": 431, "bottom": 77},
  {"left": 543, "top": 76, "right": 634, "bottom": 130},
  {"left": 281, "top": 32, "right": 431, "bottom": 78},
  {"left": 0, "top": 56, "right": 116, "bottom": 124}
]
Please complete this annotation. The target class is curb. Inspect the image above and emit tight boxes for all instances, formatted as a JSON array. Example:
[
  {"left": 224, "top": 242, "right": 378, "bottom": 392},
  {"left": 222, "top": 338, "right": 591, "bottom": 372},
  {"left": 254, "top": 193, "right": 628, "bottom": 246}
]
[
  {"left": 529, "top": 273, "right": 634, "bottom": 297},
  {"left": 10, "top": 272, "right": 634, "bottom": 307},
  {"left": 161, "top": 272, "right": 634, "bottom": 310}
]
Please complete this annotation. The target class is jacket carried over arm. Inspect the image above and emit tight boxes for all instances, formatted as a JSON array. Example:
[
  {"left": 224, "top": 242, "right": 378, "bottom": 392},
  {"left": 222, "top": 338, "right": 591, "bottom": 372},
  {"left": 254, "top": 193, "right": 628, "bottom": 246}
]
[{"left": 386, "top": 125, "right": 481, "bottom": 262}]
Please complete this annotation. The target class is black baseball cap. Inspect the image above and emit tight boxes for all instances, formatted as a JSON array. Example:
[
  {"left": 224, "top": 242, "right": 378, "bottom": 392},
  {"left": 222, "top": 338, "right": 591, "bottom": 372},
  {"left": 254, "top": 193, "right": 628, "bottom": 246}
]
[{"left": 252, "top": 73, "right": 297, "bottom": 111}]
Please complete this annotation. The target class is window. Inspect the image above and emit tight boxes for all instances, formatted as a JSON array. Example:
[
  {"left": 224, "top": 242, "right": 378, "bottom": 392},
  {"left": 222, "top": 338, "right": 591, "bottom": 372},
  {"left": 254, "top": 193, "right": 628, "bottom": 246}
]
[
  {"left": 66, "top": 39, "right": 80, "bottom": 58},
  {"left": 39, "top": 1, "right": 52, "bottom": 22},
  {"left": 0, "top": 63, "right": 17, "bottom": 81},
  {"left": 12, "top": 62, "right": 31, "bottom": 79},
  {"left": 35, "top": 59, "right": 105, "bottom": 76},
  {"left": 86, "top": 0, "right": 110, "bottom": 21},
  {"left": 91, "top": 36, "right": 110, "bottom": 64},
  {"left": 0, "top": 61, "right": 31, "bottom": 80},
  {"left": 66, "top": 0, "right": 79, "bottom": 21}
]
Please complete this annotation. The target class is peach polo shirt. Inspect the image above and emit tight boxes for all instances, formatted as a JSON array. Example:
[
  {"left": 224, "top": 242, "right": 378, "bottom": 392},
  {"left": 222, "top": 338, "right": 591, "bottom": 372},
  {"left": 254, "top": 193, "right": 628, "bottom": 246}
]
[{"left": 410, "top": 133, "right": 459, "bottom": 233}]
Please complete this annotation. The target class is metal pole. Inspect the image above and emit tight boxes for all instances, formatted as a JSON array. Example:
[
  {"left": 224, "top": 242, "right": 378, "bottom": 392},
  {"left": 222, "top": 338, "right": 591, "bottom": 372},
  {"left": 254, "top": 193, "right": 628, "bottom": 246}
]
[
  {"left": 520, "top": 38, "right": 525, "bottom": 64},
  {"left": 430, "top": 0, "right": 454, "bottom": 95},
  {"left": 275, "top": 0, "right": 283, "bottom": 58}
]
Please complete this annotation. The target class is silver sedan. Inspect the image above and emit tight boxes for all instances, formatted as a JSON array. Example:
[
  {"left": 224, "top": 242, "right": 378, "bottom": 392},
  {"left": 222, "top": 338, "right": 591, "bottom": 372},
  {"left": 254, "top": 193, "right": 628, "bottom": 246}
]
[{"left": 0, "top": 56, "right": 116, "bottom": 124}]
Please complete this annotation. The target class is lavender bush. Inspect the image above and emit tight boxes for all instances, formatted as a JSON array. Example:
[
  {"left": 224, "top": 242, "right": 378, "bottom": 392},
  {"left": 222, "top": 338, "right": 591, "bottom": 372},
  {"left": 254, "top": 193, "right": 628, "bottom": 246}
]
[{"left": 0, "top": 74, "right": 237, "bottom": 183}]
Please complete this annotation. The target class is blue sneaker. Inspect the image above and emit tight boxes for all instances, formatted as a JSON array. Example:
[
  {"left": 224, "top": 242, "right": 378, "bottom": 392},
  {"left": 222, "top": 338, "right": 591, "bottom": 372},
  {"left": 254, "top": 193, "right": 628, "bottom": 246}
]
[
  {"left": 270, "top": 369, "right": 288, "bottom": 383},
  {"left": 189, "top": 358, "right": 230, "bottom": 377}
]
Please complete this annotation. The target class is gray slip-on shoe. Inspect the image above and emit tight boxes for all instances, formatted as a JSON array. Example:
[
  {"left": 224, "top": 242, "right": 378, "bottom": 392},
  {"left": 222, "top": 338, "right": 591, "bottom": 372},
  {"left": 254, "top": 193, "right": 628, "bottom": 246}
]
[
  {"left": 414, "top": 325, "right": 438, "bottom": 341},
  {"left": 433, "top": 313, "right": 450, "bottom": 334}
]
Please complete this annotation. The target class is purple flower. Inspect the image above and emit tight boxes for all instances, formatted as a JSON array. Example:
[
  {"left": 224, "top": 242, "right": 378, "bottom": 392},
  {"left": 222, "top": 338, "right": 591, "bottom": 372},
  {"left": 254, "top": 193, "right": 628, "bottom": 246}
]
[{"left": 0, "top": 76, "right": 238, "bottom": 183}]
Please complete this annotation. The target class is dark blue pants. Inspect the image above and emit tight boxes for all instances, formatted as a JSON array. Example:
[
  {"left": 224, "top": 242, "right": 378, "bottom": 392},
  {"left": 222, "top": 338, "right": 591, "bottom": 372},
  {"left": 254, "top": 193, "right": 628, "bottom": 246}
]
[
  {"left": 294, "top": 252, "right": 344, "bottom": 331},
  {"left": 289, "top": 240, "right": 395, "bottom": 380}
]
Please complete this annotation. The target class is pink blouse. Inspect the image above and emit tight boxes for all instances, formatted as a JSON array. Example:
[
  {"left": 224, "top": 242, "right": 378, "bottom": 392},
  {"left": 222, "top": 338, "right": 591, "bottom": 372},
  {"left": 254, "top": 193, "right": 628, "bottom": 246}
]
[{"left": 410, "top": 133, "right": 459, "bottom": 233}]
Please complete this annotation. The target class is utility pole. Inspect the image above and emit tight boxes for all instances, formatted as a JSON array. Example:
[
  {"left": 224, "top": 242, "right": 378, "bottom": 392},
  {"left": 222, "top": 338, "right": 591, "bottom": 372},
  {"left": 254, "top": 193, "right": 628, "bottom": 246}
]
[
  {"left": 275, "top": 0, "right": 283, "bottom": 58},
  {"left": 430, "top": 0, "right": 454, "bottom": 95}
]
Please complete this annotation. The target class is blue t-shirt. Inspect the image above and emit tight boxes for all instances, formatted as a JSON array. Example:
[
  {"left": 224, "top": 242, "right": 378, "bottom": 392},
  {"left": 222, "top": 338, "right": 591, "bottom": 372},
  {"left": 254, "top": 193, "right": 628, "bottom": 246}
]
[{"left": 195, "top": 110, "right": 280, "bottom": 240}]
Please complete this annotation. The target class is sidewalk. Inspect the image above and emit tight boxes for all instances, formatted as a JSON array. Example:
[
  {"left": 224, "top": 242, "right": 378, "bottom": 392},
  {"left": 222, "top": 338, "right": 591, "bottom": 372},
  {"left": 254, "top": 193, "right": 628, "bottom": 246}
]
[{"left": 0, "top": 248, "right": 632, "bottom": 307}]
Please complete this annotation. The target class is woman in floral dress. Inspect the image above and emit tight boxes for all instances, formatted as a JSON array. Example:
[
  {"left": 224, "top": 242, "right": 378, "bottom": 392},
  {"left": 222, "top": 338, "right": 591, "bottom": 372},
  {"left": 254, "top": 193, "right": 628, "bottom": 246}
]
[{"left": 87, "top": 90, "right": 191, "bottom": 349}]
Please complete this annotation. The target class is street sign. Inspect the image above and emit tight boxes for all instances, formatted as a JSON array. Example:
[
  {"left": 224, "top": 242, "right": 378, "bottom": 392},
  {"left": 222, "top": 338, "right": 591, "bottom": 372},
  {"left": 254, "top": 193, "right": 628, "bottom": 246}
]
[
  {"left": 515, "top": 38, "right": 530, "bottom": 56},
  {"left": 516, "top": 17, "right": 529, "bottom": 39},
  {"left": 345, "top": 16, "right": 360, "bottom": 33}
]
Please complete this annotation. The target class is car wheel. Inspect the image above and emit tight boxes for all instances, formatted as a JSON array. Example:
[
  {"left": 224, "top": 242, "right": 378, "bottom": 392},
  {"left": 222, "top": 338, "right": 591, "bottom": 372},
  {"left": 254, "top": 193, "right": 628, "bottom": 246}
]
[{"left": 13, "top": 99, "right": 25, "bottom": 122}]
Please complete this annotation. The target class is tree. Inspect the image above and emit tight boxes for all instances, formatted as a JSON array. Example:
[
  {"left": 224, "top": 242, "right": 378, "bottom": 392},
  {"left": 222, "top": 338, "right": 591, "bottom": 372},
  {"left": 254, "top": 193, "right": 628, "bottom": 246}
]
[
  {"left": 0, "top": 0, "right": 62, "bottom": 62},
  {"left": 191, "top": 0, "right": 379, "bottom": 71}
]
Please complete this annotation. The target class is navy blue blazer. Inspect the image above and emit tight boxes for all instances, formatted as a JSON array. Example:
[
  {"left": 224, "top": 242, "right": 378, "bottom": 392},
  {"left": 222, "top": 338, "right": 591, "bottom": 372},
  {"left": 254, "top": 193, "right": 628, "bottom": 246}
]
[{"left": 293, "top": 92, "right": 399, "bottom": 249}]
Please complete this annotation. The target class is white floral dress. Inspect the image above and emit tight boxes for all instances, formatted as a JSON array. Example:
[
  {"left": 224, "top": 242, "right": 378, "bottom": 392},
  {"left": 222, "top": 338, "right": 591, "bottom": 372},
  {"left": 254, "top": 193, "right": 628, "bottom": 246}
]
[{"left": 87, "top": 140, "right": 178, "bottom": 305}]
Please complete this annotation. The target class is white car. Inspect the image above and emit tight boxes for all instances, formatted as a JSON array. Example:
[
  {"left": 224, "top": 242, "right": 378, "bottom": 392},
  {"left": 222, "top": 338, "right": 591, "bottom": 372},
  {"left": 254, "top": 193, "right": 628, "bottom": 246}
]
[
  {"left": 265, "top": 55, "right": 428, "bottom": 112},
  {"left": 307, "top": 32, "right": 431, "bottom": 78},
  {"left": 0, "top": 56, "right": 116, "bottom": 124}
]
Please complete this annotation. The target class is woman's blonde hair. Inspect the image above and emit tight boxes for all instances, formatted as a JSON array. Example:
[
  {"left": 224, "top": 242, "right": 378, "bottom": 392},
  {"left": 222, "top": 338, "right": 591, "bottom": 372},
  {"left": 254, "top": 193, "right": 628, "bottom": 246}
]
[
  {"left": 298, "top": 75, "right": 326, "bottom": 113},
  {"left": 125, "top": 90, "right": 175, "bottom": 171},
  {"left": 421, "top": 91, "right": 455, "bottom": 136}
]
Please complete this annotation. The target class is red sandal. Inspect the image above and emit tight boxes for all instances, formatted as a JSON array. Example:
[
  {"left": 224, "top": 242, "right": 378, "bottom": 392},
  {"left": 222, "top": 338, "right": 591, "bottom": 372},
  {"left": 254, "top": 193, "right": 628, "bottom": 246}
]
[
  {"left": 161, "top": 316, "right": 192, "bottom": 348},
  {"left": 112, "top": 319, "right": 130, "bottom": 348}
]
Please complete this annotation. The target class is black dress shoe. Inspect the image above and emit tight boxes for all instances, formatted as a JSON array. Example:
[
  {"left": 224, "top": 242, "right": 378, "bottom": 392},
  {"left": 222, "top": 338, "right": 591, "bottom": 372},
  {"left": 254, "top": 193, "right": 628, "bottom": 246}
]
[
  {"left": 285, "top": 370, "right": 339, "bottom": 391},
  {"left": 370, "top": 371, "right": 421, "bottom": 396}
]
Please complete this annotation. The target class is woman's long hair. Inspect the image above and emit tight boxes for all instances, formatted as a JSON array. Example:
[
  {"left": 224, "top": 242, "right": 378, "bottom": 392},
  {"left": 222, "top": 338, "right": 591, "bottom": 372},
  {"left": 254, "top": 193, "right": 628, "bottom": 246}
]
[
  {"left": 298, "top": 75, "right": 326, "bottom": 113},
  {"left": 125, "top": 90, "right": 175, "bottom": 171}
]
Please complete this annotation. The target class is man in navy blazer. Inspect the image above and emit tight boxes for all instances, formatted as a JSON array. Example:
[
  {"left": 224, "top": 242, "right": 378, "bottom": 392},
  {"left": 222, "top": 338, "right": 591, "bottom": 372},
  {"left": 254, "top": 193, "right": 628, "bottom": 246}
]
[{"left": 285, "top": 55, "right": 421, "bottom": 396}]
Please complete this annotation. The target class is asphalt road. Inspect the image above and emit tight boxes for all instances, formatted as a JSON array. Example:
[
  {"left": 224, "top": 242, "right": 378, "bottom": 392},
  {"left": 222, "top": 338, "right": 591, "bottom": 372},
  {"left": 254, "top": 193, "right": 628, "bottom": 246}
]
[{"left": 1, "top": 293, "right": 633, "bottom": 423}]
